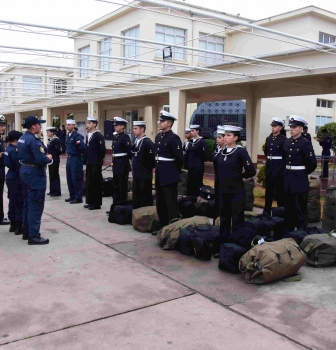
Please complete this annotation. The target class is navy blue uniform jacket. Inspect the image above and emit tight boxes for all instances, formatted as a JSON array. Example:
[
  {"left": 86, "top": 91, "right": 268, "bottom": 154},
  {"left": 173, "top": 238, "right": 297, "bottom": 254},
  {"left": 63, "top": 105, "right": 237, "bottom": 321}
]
[
  {"left": 85, "top": 131, "right": 106, "bottom": 165},
  {"left": 188, "top": 137, "right": 208, "bottom": 168},
  {"left": 112, "top": 131, "right": 132, "bottom": 175},
  {"left": 47, "top": 137, "right": 62, "bottom": 163},
  {"left": 264, "top": 133, "right": 286, "bottom": 177},
  {"left": 319, "top": 135, "right": 332, "bottom": 156},
  {"left": 283, "top": 136, "right": 317, "bottom": 193},
  {"left": 183, "top": 141, "right": 190, "bottom": 169},
  {"left": 155, "top": 130, "right": 183, "bottom": 186},
  {"left": 66, "top": 131, "right": 85, "bottom": 156},
  {"left": 132, "top": 137, "right": 155, "bottom": 180},
  {"left": 216, "top": 147, "right": 256, "bottom": 193},
  {"left": 4, "top": 144, "right": 21, "bottom": 180},
  {"left": 301, "top": 132, "right": 312, "bottom": 143}
]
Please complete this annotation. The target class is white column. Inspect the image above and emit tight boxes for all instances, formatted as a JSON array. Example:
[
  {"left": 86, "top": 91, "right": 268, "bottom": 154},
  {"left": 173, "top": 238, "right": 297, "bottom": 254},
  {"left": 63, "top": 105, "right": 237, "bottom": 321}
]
[
  {"left": 14, "top": 112, "right": 22, "bottom": 131},
  {"left": 42, "top": 107, "right": 52, "bottom": 146},
  {"left": 143, "top": 105, "right": 158, "bottom": 141},
  {"left": 169, "top": 89, "right": 187, "bottom": 140},
  {"left": 245, "top": 96, "right": 262, "bottom": 164}
]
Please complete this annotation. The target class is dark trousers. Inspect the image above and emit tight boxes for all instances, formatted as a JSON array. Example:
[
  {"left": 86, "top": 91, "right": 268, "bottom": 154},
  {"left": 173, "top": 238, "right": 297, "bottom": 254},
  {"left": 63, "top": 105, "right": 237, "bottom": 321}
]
[
  {"left": 48, "top": 162, "right": 61, "bottom": 195},
  {"left": 219, "top": 189, "right": 246, "bottom": 244},
  {"left": 284, "top": 192, "right": 308, "bottom": 231},
  {"left": 187, "top": 167, "right": 204, "bottom": 197},
  {"left": 86, "top": 164, "right": 102, "bottom": 208},
  {"left": 66, "top": 155, "right": 83, "bottom": 200},
  {"left": 0, "top": 169, "right": 4, "bottom": 222},
  {"left": 6, "top": 178, "right": 23, "bottom": 223},
  {"left": 60, "top": 139, "right": 66, "bottom": 154},
  {"left": 264, "top": 175, "right": 285, "bottom": 214},
  {"left": 112, "top": 173, "right": 129, "bottom": 204},
  {"left": 155, "top": 179, "right": 179, "bottom": 227},
  {"left": 133, "top": 178, "right": 153, "bottom": 209},
  {"left": 321, "top": 155, "right": 330, "bottom": 178}
]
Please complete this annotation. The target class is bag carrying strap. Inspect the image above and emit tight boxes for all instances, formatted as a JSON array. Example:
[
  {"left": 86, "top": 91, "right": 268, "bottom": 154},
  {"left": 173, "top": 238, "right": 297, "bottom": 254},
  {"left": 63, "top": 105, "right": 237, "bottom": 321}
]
[{"left": 284, "top": 274, "right": 302, "bottom": 282}]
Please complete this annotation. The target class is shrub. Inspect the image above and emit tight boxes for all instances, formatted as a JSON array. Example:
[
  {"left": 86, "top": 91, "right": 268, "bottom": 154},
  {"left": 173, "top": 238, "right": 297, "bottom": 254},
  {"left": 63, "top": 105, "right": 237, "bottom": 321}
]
[
  {"left": 257, "top": 165, "right": 266, "bottom": 188},
  {"left": 205, "top": 138, "right": 215, "bottom": 158}
]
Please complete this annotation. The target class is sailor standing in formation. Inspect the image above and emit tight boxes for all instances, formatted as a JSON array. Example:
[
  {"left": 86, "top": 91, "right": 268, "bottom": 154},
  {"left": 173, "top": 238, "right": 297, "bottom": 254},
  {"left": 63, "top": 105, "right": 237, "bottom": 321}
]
[
  {"left": 263, "top": 118, "right": 286, "bottom": 215},
  {"left": 187, "top": 125, "right": 209, "bottom": 197},
  {"left": 182, "top": 127, "right": 192, "bottom": 169},
  {"left": 317, "top": 128, "right": 332, "bottom": 178},
  {"left": 0, "top": 115, "right": 10, "bottom": 225},
  {"left": 84, "top": 117, "right": 106, "bottom": 210},
  {"left": 46, "top": 127, "right": 62, "bottom": 197},
  {"left": 155, "top": 111, "right": 183, "bottom": 226},
  {"left": 131, "top": 121, "right": 155, "bottom": 209}
]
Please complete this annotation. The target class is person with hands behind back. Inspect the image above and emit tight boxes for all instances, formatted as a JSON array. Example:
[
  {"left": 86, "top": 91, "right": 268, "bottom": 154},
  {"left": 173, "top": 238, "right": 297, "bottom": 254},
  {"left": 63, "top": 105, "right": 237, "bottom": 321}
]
[{"left": 46, "top": 127, "right": 62, "bottom": 197}]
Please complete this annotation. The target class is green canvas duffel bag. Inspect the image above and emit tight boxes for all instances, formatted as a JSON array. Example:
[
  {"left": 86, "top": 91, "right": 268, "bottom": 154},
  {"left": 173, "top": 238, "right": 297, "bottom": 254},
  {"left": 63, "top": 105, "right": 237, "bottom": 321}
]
[
  {"left": 132, "top": 206, "right": 160, "bottom": 233},
  {"left": 157, "top": 216, "right": 210, "bottom": 250},
  {"left": 300, "top": 232, "right": 336, "bottom": 267},
  {"left": 307, "top": 176, "right": 321, "bottom": 223},
  {"left": 322, "top": 185, "right": 336, "bottom": 230}
]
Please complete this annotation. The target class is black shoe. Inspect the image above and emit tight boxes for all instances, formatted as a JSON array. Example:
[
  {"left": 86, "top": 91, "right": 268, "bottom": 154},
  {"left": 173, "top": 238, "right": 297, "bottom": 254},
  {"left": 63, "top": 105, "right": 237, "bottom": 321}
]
[
  {"left": 22, "top": 233, "right": 28, "bottom": 240},
  {"left": 50, "top": 194, "right": 61, "bottom": 197},
  {"left": 65, "top": 198, "right": 73, "bottom": 202},
  {"left": 28, "top": 236, "right": 49, "bottom": 245},
  {"left": 0, "top": 218, "right": 10, "bottom": 225},
  {"left": 151, "top": 230, "right": 159, "bottom": 236},
  {"left": 84, "top": 204, "right": 91, "bottom": 208},
  {"left": 70, "top": 199, "right": 83, "bottom": 204},
  {"left": 89, "top": 206, "right": 101, "bottom": 210},
  {"left": 15, "top": 223, "right": 23, "bottom": 236},
  {"left": 9, "top": 221, "right": 16, "bottom": 232}
]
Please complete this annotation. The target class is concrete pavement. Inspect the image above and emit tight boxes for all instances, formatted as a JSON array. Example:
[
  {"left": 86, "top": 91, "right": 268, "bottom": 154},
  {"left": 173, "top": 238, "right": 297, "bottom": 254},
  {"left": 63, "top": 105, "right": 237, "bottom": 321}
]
[{"left": 0, "top": 162, "right": 335, "bottom": 349}]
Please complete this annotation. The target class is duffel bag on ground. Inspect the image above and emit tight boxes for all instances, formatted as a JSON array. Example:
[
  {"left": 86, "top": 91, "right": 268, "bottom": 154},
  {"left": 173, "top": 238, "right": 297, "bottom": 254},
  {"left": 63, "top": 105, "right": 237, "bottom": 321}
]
[
  {"left": 283, "top": 229, "right": 308, "bottom": 245},
  {"left": 322, "top": 185, "right": 336, "bottom": 230},
  {"left": 239, "top": 238, "right": 307, "bottom": 284},
  {"left": 102, "top": 177, "right": 113, "bottom": 197},
  {"left": 177, "top": 196, "right": 197, "bottom": 219},
  {"left": 307, "top": 176, "right": 321, "bottom": 223},
  {"left": 132, "top": 206, "right": 160, "bottom": 233},
  {"left": 243, "top": 178, "right": 255, "bottom": 211},
  {"left": 108, "top": 201, "right": 133, "bottom": 225},
  {"left": 218, "top": 243, "right": 248, "bottom": 274},
  {"left": 178, "top": 170, "right": 188, "bottom": 196},
  {"left": 245, "top": 214, "right": 284, "bottom": 240},
  {"left": 305, "top": 227, "right": 329, "bottom": 235},
  {"left": 228, "top": 223, "right": 257, "bottom": 249},
  {"left": 272, "top": 207, "right": 285, "bottom": 218},
  {"left": 157, "top": 216, "right": 210, "bottom": 250},
  {"left": 177, "top": 224, "right": 219, "bottom": 256},
  {"left": 300, "top": 232, "right": 336, "bottom": 267}
]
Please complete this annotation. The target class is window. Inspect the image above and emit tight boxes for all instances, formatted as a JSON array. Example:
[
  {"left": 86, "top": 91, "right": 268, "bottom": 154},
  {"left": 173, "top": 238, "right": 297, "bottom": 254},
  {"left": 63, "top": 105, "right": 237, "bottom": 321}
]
[
  {"left": 319, "top": 32, "right": 336, "bottom": 44},
  {"left": 10, "top": 77, "right": 15, "bottom": 92},
  {"left": 123, "top": 26, "right": 139, "bottom": 66},
  {"left": 316, "top": 116, "right": 332, "bottom": 133},
  {"left": 23, "top": 76, "right": 42, "bottom": 94},
  {"left": 79, "top": 46, "right": 90, "bottom": 77},
  {"left": 155, "top": 25, "right": 186, "bottom": 60},
  {"left": 0, "top": 83, "right": 2, "bottom": 97},
  {"left": 53, "top": 79, "right": 67, "bottom": 94},
  {"left": 317, "top": 99, "right": 334, "bottom": 108},
  {"left": 99, "top": 38, "right": 112, "bottom": 71},
  {"left": 199, "top": 33, "right": 225, "bottom": 65}
]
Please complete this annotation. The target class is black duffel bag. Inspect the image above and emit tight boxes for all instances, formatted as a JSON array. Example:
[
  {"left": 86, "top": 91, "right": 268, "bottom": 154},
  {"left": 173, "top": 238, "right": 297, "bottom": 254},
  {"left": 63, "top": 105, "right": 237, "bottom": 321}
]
[
  {"left": 108, "top": 201, "right": 133, "bottom": 225},
  {"left": 227, "top": 223, "right": 256, "bottom": 249},
  {"left": 272, "top": 207, "right": 285, "bottom": 218},
  {"left": 102, "top": 177, "right": 113, "bottom": 197},
  {"left": 218, "top": 243, "right": 247, "bottom": 274},
  {"left": 245, "top": 214, "right": 284, "bottom": 240},
  {"left": 283, "top": 230, "right": 308, "bottom": 245},
  {"left": 177, "top": 196, "right": 197, "bottom": 219}
]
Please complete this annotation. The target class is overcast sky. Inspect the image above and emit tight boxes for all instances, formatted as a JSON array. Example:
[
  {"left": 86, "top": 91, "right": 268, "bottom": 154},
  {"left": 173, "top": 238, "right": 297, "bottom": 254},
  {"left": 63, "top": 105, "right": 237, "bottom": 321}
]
[{"left": 0, "top": 0, "right": 336, "bottom": 64}]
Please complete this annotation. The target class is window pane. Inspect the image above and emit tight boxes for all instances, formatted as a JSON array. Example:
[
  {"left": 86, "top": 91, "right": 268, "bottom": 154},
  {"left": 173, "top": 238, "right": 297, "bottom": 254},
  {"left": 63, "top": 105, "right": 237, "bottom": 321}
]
[
  {"left": 316, "top": 116, "right": 320, "bottom": 124},
  {"left": 321, "top": 116, "right": 326, "bottom": 125},
  {"left": 328, "top": 101, "right": 333, "bottom": 108},
  {"left": 156, "top": 25, "right": 164, "bottom": 32},
  {"left": 327, "top": 117, "right": 332, "bottom": 123},
  {"left": 165, "top": 26, "right": 175, "bottom": 35},
  {"left": 156, "top": 33, "right": 164, "bottom": 43},
  {"left": 319, "top": 33, "right": 324, "bottom": 43},
  {"left": 324, "top": 35, "right": 330, "bottom": 44},
  {"left": 315, "top": 126, "right": 320, "bottom": 134},
  {"left": 316, "top": 99, "right": 320, "bottom": 107},
  {"left": 175, "top": 28, "right": 185, "bottom": 36},
  {"left": 321, "top": 100, "right": 327, "bottom": 107}
]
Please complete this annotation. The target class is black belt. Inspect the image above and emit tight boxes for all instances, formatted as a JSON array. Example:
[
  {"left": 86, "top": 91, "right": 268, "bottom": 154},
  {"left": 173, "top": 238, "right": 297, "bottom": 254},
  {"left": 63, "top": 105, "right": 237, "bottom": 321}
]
[{"left": 20, "top": 163, "right": 46, "bottom": 169}]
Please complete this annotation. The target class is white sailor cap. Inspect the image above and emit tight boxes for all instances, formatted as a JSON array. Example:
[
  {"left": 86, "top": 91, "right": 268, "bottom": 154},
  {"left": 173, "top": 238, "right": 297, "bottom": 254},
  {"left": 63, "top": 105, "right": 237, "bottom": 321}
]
[
  {"left": 223, "top": 125, "right": 242, "bottom": 133},
  {"left": 185, "top": 128, "right": 191, "bottom": 132},
  {"left": 114, "top": 117, "right": 128, "bottom": 125},
  {"left": 66, "top": 119, "right": 76, "bottom": 125},
  {"left": 189, "top": 125, "right": 200, "bottom": 129},
  {"left": 288, "top": 115, "right": 308, "bottom": 127},
  {"left": 46, "top": 126, "right": 57, "bottom": 131},
  {"left": 270, "top": 118, "right": 285, "bottom": 127},
  {"left": 159, "top": 110, "right": 177, "bottom": 121},
  {"left": 133, "top": 121, "right": 146, "bottom": 127},
  {"left": 87, "top": 117, "right": 98, "bottom": 122},
  {"left": 216, "top": 126, "right": 225, "bottom": 134},
  {"left": 0, "top": 115, "right": 6, "bottom": 125}
]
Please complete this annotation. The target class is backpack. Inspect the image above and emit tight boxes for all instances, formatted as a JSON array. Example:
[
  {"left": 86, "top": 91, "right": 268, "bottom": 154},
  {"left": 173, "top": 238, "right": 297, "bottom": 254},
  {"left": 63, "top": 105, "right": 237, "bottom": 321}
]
[
  {"left": 300, "top": 232, "right": 336, "bottom": 267},
  {"left": 243, "top": 178, "right": 255, "bottom": 211},
  {"left": 307, "top": 177, "right": 321, "bottom": 223},
  {"left": 239, "top": 238, "right": 307, "bottom": 284},
  {"left": 102, "top": 177, "right": 113, "bottom": 197},
  {"left": 132, "top": 206, "right": 161, "bottom": 233},
  {"left": 191, "top": 237, "right": 213, "bottom": 261},
  {"left": 218, "top": 243, "right": 248, "bottom": 274},
  {"left": 177, "top": 196, "right": 197, "bottom": 219},
  {"left": 157, "top": 216, "right": 210, "bottom": 250},
  {"left": 108, "top": 201, "right": 133, "bottom": 225},
  {"left": 322, "top": 185, "right": 336, "bottom": 230},
  {"left": 272, "top": 207, "right": 285, "bottom": 218}
]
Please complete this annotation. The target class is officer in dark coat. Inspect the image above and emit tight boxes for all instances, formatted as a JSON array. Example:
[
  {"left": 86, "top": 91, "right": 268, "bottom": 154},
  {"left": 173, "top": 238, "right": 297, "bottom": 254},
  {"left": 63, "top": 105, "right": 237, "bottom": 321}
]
[
  {"left": 283, "top": 116, "right": 317, "bottom": 231},
  {"left": 4, "top": 130, "right": 23, "bottom": 235},
  {"left": 216, "top": 125, "right": 256, "bottom": 244},
  {"left": 263, "top": 118, "right": 286, "bottom": 214},
  {"left": 59, "top": 125, "right": 66, "bottom": 155},
  {"left": 18, "top": 116, "right": 52, "bottom": 244},
  {"left": 317, "top": 128, "right": 332, "bottom": 178},
  {"left": 301, "top": 126, "right": 312, "bottom": 143},
  {"left": 131, "top": 121, "right": 155, "bottom": 209},
  {"left": 84, "top": 117, "right": 106, "bottom": 210},
  {"left": 183, "top": 128, "right": 192, "bottom": 170},
  {"left": 111, "top": 117, "right": 132, "bottom": 205},
  {"left": 46, "top": 127, "right": 62, "bottom": 196},
  {"left": 65, "top": 119, "right": 86, "bottom": 204},
  {"left": 155, "top": 110, "right": 183, "bottom": 226},
  {"left": 187, "top": 125, "right": 209, "bottom": 197}
]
